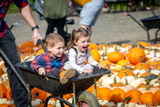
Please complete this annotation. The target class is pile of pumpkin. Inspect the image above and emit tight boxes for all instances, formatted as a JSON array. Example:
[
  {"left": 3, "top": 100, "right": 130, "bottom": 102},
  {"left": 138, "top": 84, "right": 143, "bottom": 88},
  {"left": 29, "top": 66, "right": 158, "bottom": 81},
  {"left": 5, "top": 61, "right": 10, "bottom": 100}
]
[{"left": 1, "top": 41, "right": 160, "bottom": 107}]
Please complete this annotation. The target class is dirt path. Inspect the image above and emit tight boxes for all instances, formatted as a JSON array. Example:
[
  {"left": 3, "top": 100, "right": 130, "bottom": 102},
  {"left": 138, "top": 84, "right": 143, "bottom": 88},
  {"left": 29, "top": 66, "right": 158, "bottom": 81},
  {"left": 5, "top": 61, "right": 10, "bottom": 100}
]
[{"left": 4, "top": 9, "right": 160, "bottom": 47}]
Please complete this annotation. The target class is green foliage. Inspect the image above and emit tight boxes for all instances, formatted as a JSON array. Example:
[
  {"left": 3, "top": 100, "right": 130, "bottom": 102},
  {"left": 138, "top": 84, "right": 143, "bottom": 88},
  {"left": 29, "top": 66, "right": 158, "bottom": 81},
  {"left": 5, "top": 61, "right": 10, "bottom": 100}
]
[
  {"left": 8, "top": 3, "right": 19, "bottom": 13},
  {"left": 8, "top": 0, "right": 36, "bottom": 13}
]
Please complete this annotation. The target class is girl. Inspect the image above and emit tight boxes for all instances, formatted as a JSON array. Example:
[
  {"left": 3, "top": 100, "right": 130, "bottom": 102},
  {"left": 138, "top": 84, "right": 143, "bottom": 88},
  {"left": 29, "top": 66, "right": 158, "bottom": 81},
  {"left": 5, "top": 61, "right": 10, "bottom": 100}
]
[{"left": 63, "top": 28, "right": 104, "bottom": 76}]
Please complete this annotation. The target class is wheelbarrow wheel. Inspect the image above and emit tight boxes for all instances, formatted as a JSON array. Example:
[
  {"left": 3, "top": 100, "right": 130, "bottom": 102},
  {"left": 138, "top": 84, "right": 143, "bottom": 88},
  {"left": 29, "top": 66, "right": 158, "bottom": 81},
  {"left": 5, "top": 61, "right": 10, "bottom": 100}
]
[{"left": 74, "top": 91, "right": 100, "bottom": 107}]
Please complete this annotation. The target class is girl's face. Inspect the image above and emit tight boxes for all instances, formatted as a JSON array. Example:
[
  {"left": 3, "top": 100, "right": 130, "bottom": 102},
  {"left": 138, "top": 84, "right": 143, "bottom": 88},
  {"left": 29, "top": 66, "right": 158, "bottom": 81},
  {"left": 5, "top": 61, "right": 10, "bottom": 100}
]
[
  {"left": 48, "top": 42, "right": 65, "bottom": 58},
  {"left": 74, "top": 36, "right": 90, "bottom": 53}
]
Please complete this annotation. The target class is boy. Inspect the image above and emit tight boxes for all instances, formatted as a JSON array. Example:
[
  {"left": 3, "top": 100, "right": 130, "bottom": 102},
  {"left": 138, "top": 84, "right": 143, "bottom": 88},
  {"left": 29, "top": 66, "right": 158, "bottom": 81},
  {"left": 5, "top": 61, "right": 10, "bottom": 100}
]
[{"left": 30, "top": 33, "right": 75, "bottom": 84}]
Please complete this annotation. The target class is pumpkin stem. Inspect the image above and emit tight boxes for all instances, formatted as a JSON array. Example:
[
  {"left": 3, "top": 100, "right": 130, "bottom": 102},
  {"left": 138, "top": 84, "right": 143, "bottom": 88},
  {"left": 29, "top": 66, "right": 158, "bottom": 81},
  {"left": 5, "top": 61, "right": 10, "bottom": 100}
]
[
  {"left": 108, "top": 74, "right": 111, "bottom": 77},
  {"left": 125, "top": 78, "right": 128, "bottom": 85},
  {"left": 145, "top": 85, "right": 150, "bottom": 90},
  {"left": 124, "top": 72, "right": 128, "bottom": 76},
  {"left": 140, "top": 59, "right": 144, "bottom": 63},
  {"left": 123, "top": 97, "right": 131, "bottom": 104},
  {"left": 136, "top": 100, "right": 142, "bottom": 105},
  {"left": 135, "top": 72, "right": 140, "bottom": 79},
  {"left": 105, "top": 63, "right": 110, "bottom": 69},
  {"left": 113, "top": 76, "right": 117, "bottom": 83},
  {"left": 32, "top": 92, "right": 39, "bottom": 100},
  {"left": 154, "top": 59, "right": 157, "bottom": 66},
  {"left": 146, "top": 102, "right": 151, "bottom": 107},
  {"left": 131, "top": 43, "right": 134, "bottom": 48},
  {"left": 145, "top": 79, "right": 150, "bottom": 85},
  {"left": 153, "top": 100, "right": 158, "bottom": 106},
  {"left": 1, "top": 91, "right": 2, "bottom": 98},
  {"left": 122, "top": 65, "right": 127, "bottom": 70},
  {"left": 154, "top": 50, "right": 156, "bottom": 57}
]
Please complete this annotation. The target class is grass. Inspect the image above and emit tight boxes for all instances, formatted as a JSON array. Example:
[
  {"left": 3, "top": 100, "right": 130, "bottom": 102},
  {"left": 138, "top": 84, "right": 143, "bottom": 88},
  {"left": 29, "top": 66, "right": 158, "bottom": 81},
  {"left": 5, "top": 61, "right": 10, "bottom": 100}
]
[
  {"left": 110, "top": 0, "right": 160, "bottom": 11},
  {"left": 8, "top": 0, "right": 160, "bottom": 13},
  {"left": 8, "top": 0, "right": 35, "bottom": 13}
]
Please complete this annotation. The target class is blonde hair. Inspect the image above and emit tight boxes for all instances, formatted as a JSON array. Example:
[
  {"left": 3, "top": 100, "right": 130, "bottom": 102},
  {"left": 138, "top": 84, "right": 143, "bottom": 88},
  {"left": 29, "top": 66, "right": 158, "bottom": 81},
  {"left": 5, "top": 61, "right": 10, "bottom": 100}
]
[
  {"left": 45, "top": 33, "right": 64, "bottom": 48},
  {"left": 67, "top": 28, "right": 90, "bottom": 49}
]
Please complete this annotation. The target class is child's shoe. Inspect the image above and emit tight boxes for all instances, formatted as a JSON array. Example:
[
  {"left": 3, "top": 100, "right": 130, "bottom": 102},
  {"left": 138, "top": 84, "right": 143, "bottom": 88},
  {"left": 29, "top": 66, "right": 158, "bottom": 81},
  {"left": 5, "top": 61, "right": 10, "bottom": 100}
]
[{"left": 59, "top": 68, "right": 75, "bottom": 84}]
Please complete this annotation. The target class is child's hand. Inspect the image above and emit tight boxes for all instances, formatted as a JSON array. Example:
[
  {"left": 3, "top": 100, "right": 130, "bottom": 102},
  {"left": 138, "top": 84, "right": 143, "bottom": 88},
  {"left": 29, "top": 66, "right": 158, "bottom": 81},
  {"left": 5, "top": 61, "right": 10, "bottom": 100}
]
[
  {"left": 82, "top": 69, "right": 93, "bottom": 74},
  {"left": 97, "top": 63, "right": 104, "bottom": 69},
  {"left": 38, "top": 67, "right": 45, "bottom": 75}
]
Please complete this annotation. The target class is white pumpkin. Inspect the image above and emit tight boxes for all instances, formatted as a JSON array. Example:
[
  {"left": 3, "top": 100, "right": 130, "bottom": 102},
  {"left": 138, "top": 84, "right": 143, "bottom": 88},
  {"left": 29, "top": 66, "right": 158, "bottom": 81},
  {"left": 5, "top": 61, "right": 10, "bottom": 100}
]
[
  {"left": 98, "top": 100, "right": 108, "bottom": 106},
  {"left": 117, "top": 102, "right": 128, "bottom": 107},
  {"left": 129, "top": 78, "right": 146, "bottom": 88},
  {"left": 98, "top": 74, "right": 121, "bottom": 87},
  {"left": 150, "top": 69, "right": 160, "bottom": 75},
  {"left": 31, "top": 98, "right": 42, "bottom": 107},
  {"left": 107, "top": 48, "right": 116, "bottom": 54},
  {"left": 0, "top": 98, "right": 7, "bottom": 104},
  {"left": 48, "top": 98, "right": 56, "bottom": 106},
  {"left": 55, "top": 100, "right": 61, "bottom": 107},
  {"left": 1, "top": 73, "right": 8, "bottom": 81},
  {"left": 133, "top": 70, "right": 146, "bottom": 77},
  {"left": 68, "top": 98, "right": 73, "bottom": 104},
  {"left": 7, "top": 100, "right": 14, "bottom": 105},
  {"left": 121, "top": 76, "right": 135, "bottom": 85}
]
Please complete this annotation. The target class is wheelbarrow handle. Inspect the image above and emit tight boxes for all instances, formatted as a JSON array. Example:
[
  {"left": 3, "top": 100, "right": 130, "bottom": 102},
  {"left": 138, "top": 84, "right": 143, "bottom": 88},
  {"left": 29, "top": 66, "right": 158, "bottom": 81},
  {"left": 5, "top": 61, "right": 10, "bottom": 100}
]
[
  {"left": 146, "top": 7, "right": 156, "bottom": 17},
  {"left": 37, "top": 39, "right": 47, "bottom": 52},
  {"left": 0, "top": 48, "right": 31, "bottom": 106},
  {"left": 123, "top": 12, "right": 128, "bottom": 16}
]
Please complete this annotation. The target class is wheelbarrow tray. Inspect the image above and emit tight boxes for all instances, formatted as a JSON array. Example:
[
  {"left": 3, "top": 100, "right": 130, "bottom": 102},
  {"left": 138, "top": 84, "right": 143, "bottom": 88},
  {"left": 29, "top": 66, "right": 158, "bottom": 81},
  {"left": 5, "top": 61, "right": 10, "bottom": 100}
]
[
  {"left": 140, "top": 16, "right": 160, "bottom": 29},
  {"left": 17, "top": 61, "right": 111, "bottom": 96}
]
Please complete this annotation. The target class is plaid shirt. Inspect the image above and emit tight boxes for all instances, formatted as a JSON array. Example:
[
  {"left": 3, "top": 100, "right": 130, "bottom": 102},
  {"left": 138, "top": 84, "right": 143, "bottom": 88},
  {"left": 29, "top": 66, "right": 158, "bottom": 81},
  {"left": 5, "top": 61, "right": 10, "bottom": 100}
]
[
  {"left": 30, "top": 51, "right": 66, "bottom": 74},
  {"left": 0, "top": 0, "right": 28, "bottom": 38}
]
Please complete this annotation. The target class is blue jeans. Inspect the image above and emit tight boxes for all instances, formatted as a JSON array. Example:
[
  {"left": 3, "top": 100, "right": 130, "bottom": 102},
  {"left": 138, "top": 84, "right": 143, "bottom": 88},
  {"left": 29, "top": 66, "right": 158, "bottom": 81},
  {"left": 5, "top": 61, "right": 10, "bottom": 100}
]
[{"left": 0, "top": 29, "right": 28, "bottom": 107}]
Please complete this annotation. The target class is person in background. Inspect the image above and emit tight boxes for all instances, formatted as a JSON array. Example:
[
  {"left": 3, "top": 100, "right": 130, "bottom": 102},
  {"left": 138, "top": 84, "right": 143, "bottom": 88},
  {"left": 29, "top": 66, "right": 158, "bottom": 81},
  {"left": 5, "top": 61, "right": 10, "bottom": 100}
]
[
  {"left": 63, "top": 28, "right": 104, "bottom": 76},
  {"left": 43, "top": 0, "right": 69, "bottom": 43},
  {"left": 68, "top": 0, "right": 104, "bottom": 36},
  {"left": 0, "top": 0, "right": 42, "bottom": 106},
  {"left": 30, "top": 33, "right": 76, "bottom": 84}
]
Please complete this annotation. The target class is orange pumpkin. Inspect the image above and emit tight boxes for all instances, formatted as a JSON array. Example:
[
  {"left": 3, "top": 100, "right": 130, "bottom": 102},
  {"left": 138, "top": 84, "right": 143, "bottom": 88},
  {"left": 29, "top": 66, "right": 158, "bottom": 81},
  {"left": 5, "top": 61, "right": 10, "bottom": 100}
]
[
  {"left": 31, "top": 87, "right": 54, "bottom": 103},
  {"left": 117, "top": 68, "right": 135, "bottom": 78},
  {"left": 6, "top": 87, "right": 13, "bottom": 101},
  {"left": 124, "top": 90, "right": 142, "bottom": 104},
  {"left": 0, "top": 84, "right": 7, "bottom": 98},
  {"left": 20, "top": 41, "right": 37, "bottom": 51},
  {"left": 140, "top": 92, "right": 153, "bottom": 106},
  {"left": 37, "top": 103, "right": 54, "bottom": 107},
  {"left": 88, "top": 43, "right": 98, "bottom": 50},
  {"left": 1, "top": 81, "right": 10, "bottom": 90},
  {"left": 99, "top": 60, "right": 113, "bottom": 67},
  {"left": 0, "top": 104, "right": 8, "bottom": 107},
  {"left": 128, "top": 47, "right": 146, "bottom": 65},
  {"left": 139, "top": 72, "right": 154, "bottom": 77},
  {"left": 23, "top": 47, "right": 34, "bottom": 54},
  {"left": 133, "top": 63, "right": 150, "bottom": 70},
  {"left": 8, "top": 104, "right": 16, "bottom": 107},
  {"left": 152, "top": 90, "right": 160, "bottom": 106},
  {"left": 109, "top": 88, "right": 125, "bottom": 104},
  {"left": 137, "top": 42, "right": 149, "bottom": 47},
  {"left": 153, "top": 43, "right": 160, "bottom": 47},
  {"left": 121, "top": 44, "right": 131, "bottom": 48},
  {"left": 0, "top": 67, "right": 4, "bottom": 76},
  {"left": 117, "top": 60, "right": 130, "bottom": 67},
  {"left": 35, "top": 48, "right": 45, "bottom": 57},
  {"left": 90, "top": 49, "right": 100, "bottom": 62},
  {"left": 108, "top": 52, "right": 126, "bottom": 63},
  {"left": 97, "top": 87, "right": 112, "bottom": 100}
]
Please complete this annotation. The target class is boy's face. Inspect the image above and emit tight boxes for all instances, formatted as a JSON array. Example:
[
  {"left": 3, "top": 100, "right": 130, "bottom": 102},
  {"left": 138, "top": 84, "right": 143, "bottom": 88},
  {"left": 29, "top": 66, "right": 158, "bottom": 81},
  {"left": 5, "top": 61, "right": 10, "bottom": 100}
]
[{"left": 48, "top": 42, "right": 65, "bottom": 58}]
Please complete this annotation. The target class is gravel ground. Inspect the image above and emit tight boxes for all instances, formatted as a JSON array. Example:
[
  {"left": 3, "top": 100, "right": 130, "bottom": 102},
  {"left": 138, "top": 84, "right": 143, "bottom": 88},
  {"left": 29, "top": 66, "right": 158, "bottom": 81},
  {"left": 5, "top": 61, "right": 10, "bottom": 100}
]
[{"left": 4, "top": 8, "right": 160, "bottom": 47}]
